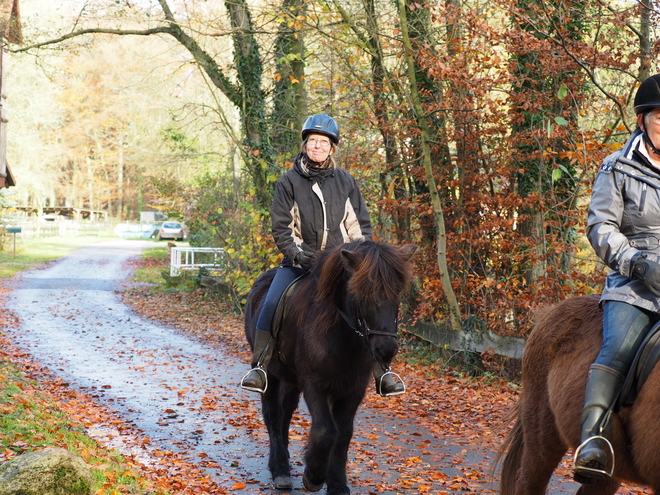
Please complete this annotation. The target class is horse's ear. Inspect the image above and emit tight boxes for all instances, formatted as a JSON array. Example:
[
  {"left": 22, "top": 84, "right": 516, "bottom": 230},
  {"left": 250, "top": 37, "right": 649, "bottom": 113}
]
[
  {"left": 341, "top": 249, "right": 365, "bottom": 270},
  {"left": 399, "top": 244, "right": 417, "bottom": 261}
]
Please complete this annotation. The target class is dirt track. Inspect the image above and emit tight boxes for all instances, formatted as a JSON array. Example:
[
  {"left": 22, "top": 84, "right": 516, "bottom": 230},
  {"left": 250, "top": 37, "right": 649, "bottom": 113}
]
[{"left": 5, "top": 240, "right": 596, "bottom": 494}]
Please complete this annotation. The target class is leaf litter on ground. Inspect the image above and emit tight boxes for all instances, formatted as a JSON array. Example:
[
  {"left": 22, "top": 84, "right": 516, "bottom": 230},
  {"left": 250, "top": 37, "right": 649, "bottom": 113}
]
[{"left": 0, "top": 252, "right": 652, "bottom": 494}]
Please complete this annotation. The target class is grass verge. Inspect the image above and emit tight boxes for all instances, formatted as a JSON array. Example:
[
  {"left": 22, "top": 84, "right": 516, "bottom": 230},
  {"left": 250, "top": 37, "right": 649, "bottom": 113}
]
[
  {"left": 0, "top": 236, "right": 171, "bottom": 494},
  {"left": 0, "top": 236, "right": 117, "bottom": 278},
  {"left": 0, "top": 360, "right": 164, "bottom": 494}
]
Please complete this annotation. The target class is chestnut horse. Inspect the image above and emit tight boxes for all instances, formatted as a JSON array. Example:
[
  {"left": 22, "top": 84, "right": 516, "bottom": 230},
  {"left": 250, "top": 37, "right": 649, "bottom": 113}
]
[
  {"left": 497, "top": 294, "right": 660, "bottom": 494},
  {"left": 244, "top": 241, "right": 416, "bottom": 495}
]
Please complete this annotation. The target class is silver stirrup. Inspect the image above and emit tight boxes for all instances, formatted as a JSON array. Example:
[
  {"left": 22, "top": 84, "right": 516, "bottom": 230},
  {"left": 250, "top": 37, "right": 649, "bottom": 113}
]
[
  {"left": 573, "top": 435, "right": 615, "bottom": 479},
  {"left": 377, "top": 371, "right": 406, "bottom": 397},
  {"left": 240, "top": 367, "right": 268, "bottom": 394}
]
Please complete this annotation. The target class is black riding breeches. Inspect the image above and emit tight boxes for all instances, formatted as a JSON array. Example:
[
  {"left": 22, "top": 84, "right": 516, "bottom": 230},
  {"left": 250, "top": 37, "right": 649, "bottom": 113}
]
[
  {"left": 256, "top": 265, "right": 305, "bottom": 335},
  {"left": 595, "top": 300, "right": 660, "bottom": 375}
]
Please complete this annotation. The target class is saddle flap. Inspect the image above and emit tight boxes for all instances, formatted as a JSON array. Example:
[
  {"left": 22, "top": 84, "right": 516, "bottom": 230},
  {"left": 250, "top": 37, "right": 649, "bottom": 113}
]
[
  {"left": 272, "top": 277, "right": 303, "bottom": 337},
  {"left": 618, "top": 320, "right": 660, "bottom": 409}
]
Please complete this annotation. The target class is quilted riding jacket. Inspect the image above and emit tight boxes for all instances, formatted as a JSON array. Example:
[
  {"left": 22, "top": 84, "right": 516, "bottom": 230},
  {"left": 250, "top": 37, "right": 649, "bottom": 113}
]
[
  {"left": 587, "top": 127, "right": 660, "bottom": 312},
  {"left": 271, "top": 153, "right": 372, "bottom": 266}
]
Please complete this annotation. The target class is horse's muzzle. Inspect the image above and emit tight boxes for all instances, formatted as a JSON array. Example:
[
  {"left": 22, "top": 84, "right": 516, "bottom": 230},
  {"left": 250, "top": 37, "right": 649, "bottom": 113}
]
[{"left": 370, "top": 333, "right": 399, "bottom": 363}]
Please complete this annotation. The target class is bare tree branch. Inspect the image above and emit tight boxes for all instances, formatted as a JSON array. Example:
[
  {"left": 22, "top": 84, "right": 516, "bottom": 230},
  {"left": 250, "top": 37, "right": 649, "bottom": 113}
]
[
  {"left": 13, "top": 23, "right": 243, "bottom": 108},
  {"left": 12, "top": 27, "right": 173, "bottom": 53}
]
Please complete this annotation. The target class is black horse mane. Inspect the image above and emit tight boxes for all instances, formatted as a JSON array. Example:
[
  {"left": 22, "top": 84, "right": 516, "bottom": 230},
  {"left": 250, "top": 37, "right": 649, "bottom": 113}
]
[{"left": 290, "top": 240, "right": 413, "bottom": 335}]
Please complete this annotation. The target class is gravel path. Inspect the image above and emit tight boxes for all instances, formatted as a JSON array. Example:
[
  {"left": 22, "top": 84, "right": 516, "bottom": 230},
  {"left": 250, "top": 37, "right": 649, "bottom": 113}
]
[{"left": 5, "top": 239, "right": 591, "bottom": 494}]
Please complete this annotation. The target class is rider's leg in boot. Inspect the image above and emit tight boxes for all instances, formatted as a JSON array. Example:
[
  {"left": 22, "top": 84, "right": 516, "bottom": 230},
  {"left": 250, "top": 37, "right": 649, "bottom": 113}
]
[
  {"left": 573, "top": 365, "right": 623, "bottom": 483},
  {"left": 373, "top": 362, "right": 405, "bottom": 397},
  {"left": 240, "top": 265, "right": 304, "bottom": 394},
  {"left": 240, "top": 328, "right": 274, "bottom": 393}
]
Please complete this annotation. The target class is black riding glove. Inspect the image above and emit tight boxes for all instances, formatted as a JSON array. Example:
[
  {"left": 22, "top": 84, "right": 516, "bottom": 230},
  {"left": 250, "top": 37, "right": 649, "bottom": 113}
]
[
  {"left": 296, "top": 251, "right": 314, "bottom": 270},
  {"left": 632, "top": 255, "right": 660, "bottom": 296}
]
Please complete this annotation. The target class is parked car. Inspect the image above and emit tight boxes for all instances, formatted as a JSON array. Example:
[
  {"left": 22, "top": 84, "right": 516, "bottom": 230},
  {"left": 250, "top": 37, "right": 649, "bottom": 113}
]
[{"left": 158, "top": 221, "right": 185, "bottom": 241}]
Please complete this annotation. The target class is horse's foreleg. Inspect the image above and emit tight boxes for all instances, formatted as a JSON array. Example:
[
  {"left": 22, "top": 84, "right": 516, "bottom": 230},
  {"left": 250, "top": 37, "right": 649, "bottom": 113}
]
[
  {"left": 303, "top": 389, "right": 336, "bottom": 492},
  {"left": 323, "top": 394, "right": 363, "bottom": 495},
  {"left": 262, "top": 378, "right": 298, "bottom": 489},
  {"left": 278, "top": 382, "right": 300, "bottom": 452}
]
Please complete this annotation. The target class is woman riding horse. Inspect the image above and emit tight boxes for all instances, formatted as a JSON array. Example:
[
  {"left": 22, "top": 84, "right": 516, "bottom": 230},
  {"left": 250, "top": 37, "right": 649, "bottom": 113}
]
[
  {"left": 240, "top": 112, "right": 405, "bottom": 397},
  {"left": 575, "top": 73, "right": 660, "bottom": 482}
]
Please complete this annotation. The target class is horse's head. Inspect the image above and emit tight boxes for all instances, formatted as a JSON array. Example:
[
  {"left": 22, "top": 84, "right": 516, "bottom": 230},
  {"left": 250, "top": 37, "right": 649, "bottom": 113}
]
[{"left": 318, "top": 241, "right": 417, "bottom": 364}]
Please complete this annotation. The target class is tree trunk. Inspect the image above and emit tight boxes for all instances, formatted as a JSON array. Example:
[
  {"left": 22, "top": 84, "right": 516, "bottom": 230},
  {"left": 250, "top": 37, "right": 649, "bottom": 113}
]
[
  {"left": 397, "top": 0, "right": 462, "bottom": 331},
  {"left": 156, "top": 0, "right": 275, "bottom": 210},
  {"left": 117, "top": 137, "right": 124, "bottom": 220},
  {"left": 362, "top": 0, "right": 409, "bottom": 240},
  {"left": 272, "top": 0, "right": 308, "bottom": 158},
  {"left": 639, "top": 0, "right": 651, "bottom": 80}
]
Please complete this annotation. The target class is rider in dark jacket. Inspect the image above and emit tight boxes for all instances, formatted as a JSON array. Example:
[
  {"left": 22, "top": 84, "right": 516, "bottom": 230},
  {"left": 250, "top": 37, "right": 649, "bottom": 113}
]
[
  {"left": 240, "top": 113, "right": 406, "bottom": 397},
  {"left": 271, "top": 152, "right": 372, "bottom": 263},
  {"left": 574, "top": 74, "right": 660, "bottom": 483}
]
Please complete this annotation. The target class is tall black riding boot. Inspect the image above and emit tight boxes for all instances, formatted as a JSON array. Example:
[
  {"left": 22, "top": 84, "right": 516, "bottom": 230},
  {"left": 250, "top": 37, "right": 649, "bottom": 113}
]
[
  {"left": 240, "top": 329, "right": 274, "bottom": 394},
  {"left": 573, "top": 365, "right": 623, "bottom": 484},
  {"left": 373, "top": 362, "right": 406, "bottom": 397}
]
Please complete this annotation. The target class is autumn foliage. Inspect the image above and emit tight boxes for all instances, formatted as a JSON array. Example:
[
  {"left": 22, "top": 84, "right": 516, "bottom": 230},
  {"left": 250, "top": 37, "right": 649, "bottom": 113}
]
[{"left": 9, "top": 0, "right": 656, "bottom": 349}]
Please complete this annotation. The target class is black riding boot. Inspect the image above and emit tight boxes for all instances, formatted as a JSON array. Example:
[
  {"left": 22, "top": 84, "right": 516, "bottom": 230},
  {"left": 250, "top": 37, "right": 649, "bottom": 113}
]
[
  {"left": 573, "top": 365, "right": 623, "bottom": 484},
  {"left": 373, "top": 362, "right": 406, "bottom": 397},
  {"left": 240, "top": 329, "right": 274, "bottom": 394}
]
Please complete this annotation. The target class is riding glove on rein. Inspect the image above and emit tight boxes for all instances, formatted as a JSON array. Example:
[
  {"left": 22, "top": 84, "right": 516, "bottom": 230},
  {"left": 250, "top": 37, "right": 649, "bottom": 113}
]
[
  {"left": 632, "top": 254, "right": 660, "bottom": 296},
  {"left": 296, "top": 251, "right": 314, "bottom": 270}
]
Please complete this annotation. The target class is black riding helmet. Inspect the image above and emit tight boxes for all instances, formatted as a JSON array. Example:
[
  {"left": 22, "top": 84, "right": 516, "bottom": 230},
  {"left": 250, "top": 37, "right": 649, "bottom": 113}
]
[
  {"left": 634, "top": 74, "right": 660, "bottom": 115},
  {"left": 301, "top": 113, "right": 339, "bottom": 144}
]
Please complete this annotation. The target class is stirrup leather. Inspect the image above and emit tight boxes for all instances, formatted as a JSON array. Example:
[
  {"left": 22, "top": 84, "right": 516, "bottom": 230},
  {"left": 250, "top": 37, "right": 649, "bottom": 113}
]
[
  {"left": 240, "top": 366, "right": 268, "bottom": 393},
  {"left": 573, "top": 434, "right": 615, "bottom": 479},
  {"left": 377, "top": 370, "right": 406, "bottom": 397}
]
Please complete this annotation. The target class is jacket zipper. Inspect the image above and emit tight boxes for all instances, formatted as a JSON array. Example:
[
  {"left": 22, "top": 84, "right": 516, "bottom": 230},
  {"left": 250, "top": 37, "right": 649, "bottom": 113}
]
[
  {"left": 312, "top": 182, "right": 329, "bottom": 250},
  {"left": 640, "top": 183, "right": 647, "bottom": 212}
]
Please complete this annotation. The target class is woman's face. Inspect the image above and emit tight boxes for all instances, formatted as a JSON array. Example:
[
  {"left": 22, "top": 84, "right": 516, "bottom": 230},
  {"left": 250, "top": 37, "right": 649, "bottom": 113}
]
[
  {"left": 640, "top": 107, "right": 660, "bottom": 153},
  {"left": 305, "top": 133, "right": 333, "bottom": 163}
]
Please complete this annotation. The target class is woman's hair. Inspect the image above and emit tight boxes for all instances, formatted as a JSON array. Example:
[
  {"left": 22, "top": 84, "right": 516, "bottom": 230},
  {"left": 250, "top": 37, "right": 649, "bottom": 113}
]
[{"left": 300, "top": 138, "right": 338, "bottom": 170}]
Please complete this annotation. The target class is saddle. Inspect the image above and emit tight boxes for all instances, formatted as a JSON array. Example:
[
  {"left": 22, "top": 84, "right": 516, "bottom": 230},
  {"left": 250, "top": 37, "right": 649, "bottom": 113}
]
[
  {"left": 618, "top": 320, "right": 660, "bottom": 409},
  {"left": 271, "top": 274, "right": 306, "bottom": 338}
]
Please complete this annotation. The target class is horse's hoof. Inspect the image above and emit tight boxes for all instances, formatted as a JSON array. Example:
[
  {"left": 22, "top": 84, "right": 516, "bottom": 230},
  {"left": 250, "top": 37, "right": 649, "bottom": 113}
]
[
  {"left": 273, "top": 475, "right": 293, "bottom": 490},
  {"left": 303, "top": 469, "right": 324, "bottom": 492},
  {"left": 327, "top": 486, "right": 351, "bottom": 495}
]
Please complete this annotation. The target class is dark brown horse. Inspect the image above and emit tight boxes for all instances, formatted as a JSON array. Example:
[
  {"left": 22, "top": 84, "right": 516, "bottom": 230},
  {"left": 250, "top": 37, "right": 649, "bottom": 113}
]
[
  {"left": 497, "top": 294, "right": 660, "bottom": 494},
  {"left": 244, "top": 240, "right": 416, "bottom": 495}
]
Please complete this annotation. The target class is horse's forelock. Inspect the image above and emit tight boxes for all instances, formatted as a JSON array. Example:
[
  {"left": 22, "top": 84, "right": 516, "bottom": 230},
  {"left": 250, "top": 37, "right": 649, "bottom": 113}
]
[
  {"left": 348, "top": 242, "right": 413, "bottom": 304},
  {"left": 314, "top": 246, "right": 349, "bottom": 302},
  {"left": 294, "top": 242, "right": 413, "bottom": 335}
]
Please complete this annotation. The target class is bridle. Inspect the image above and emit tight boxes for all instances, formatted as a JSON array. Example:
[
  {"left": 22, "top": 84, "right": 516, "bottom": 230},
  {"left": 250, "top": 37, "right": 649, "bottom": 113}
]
[
  {"left": 337, "top": 305, "right": 399, "bottom": 340},
  {"left": 307, "top": 262, "right": 400, "bottom": 340}
]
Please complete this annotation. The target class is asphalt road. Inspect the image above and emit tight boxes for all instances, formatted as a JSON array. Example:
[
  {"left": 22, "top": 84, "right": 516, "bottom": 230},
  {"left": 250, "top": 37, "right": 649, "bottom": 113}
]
[{"left": 5, "top": 239, "right": 590, "bottom": 494}]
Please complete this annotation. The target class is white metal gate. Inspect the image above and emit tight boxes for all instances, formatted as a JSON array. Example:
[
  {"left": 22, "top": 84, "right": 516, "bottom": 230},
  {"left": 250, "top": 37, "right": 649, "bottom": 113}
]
[{"left": 170, "top": 247, "right": 225, "bottom": 276}]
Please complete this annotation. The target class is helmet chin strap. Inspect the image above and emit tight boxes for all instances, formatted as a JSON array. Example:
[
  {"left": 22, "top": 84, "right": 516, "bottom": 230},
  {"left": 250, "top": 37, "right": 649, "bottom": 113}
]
[{"left": 643, "top": 132, "right": 660, "bottom": 157}]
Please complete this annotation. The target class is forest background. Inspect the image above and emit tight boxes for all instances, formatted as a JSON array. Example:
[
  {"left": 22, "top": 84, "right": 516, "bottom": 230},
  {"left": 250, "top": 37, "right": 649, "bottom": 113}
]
[{"left": 1, "top": 0, "right": 655, "bottom": 370}]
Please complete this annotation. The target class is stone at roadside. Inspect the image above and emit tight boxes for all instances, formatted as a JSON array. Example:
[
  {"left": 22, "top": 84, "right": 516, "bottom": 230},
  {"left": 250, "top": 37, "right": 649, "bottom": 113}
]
[{"left": 0, "top": 447, "right": 93, "bottom": 495}]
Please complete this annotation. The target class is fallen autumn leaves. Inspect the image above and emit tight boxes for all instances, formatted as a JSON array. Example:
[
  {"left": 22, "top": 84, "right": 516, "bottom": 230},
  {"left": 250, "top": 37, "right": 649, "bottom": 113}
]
[
  {"left": 0, "top": 251, "right": 652, "bottom": 495},
  {"left": 116, "top": 260, "right": 524, "bottom": 494}
]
